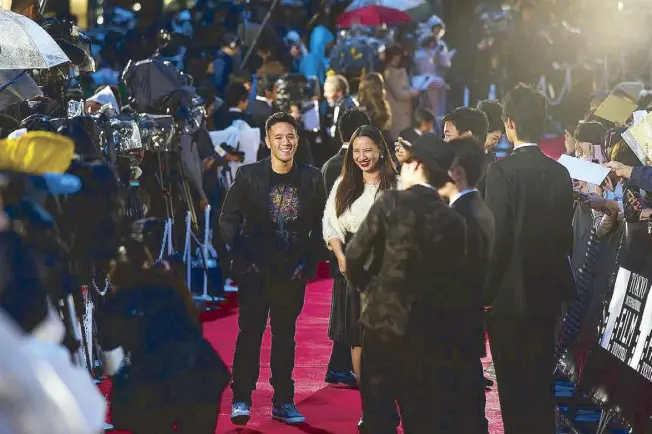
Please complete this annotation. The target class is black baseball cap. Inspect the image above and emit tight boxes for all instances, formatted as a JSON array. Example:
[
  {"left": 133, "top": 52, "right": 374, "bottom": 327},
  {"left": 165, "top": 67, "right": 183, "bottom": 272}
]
[{"left": 401, "top": 132, "right": 454, "bottom": 182}]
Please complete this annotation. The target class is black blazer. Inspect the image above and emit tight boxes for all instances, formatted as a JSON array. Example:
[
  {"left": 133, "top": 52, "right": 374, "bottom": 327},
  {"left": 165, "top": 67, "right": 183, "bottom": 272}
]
[
  {"left": 478, "top": 152, "right": 497, "bottom": 199},
  {"left": 218, "top": 158, "right": 326, "bottom": 280},
  {"left": 484, "top": 146, "right": 575, "bottom": 318},
  {"left": 246, "top": 99, "right": 274, "bottom": 132},
  {"left": 212, "top": 107, "right": 252, "bottom": 131},
  {"left": 321, "top": 146, "right": 347, "bottom": 277},
  {"left": 321, "top": 146, "right": 347, "bottom": 194},
  {"left": 451, "top": 191, "right": 496, "bottom": 357},
  {"left": 346, "top": 185, "right": 475, "bottom": 358}
]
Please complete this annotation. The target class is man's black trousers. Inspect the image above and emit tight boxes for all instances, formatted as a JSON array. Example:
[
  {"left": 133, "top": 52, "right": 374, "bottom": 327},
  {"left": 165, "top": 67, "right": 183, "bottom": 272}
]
[
  {"left": 487, "top": 315, "right": 557, "bottom": 434},
  {"left": 360, "top": 332, "right": 488, "bottom": 434},
  {"left": 230, "top": 273, "right": 306, "bottom": 406},
  {"left": 328, "top": 341, "right": 352, "bottom": 372}
]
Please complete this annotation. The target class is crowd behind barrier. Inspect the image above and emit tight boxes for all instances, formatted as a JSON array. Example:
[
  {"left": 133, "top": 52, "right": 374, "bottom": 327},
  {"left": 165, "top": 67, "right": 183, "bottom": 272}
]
[{"left": 556, "top": 202, "right": 652, "bottom": 433}]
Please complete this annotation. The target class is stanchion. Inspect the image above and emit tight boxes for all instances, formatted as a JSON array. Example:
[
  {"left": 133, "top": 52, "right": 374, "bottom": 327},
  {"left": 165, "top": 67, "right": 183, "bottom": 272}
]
[
  {"left": 185, "top": 211, "right": 192, "bottom": 291},
  {"left": 193, "top": 205, "right": 218, "bottom": 305},
  {"left": 156, "top": 217, "right": 175, "bottom": 262}
]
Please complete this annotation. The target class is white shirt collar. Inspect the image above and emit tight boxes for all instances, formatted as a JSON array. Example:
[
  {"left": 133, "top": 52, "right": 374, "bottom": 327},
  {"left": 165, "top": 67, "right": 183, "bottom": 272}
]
[
  {"left": 449, "top": 188, "right": 477, "bottom": 206},
  {"left": 255, "top": 95, "right": 272, "bottom": 107},
  {"left": 229, "top": 107, "right": 243, "bottom": 112},
  {"left": 418, "top": 182, "right": 436, "bottom": 190},
  {"left": 513, "top": 142, "right": 539, "bottom": 150},
  {"left": 414, "top": 128, "right": 423, "bottom": 136}
]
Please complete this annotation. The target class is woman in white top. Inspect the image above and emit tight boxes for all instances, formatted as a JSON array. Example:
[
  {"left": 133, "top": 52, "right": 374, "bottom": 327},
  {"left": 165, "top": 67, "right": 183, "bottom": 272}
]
[{"left": 322, "top": 125, "right": 399, "bottom": 388}]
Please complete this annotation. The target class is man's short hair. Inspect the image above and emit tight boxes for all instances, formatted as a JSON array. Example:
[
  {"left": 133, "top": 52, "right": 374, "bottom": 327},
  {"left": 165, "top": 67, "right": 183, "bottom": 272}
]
[
  {"left": 503, "top": 84, "right": 547, "bottom": 143},
  {"left": 265, "top": 111, "right": 298, "bottom": 134},
  {"left": 225, "top": 83, "right": 249, "bottom": 108},
  {"left": 338, "top": 109, "right": 370, "bottom": 143},
  {"left": 256, "top": 74, "right": 276, "bottom": 97},
  {"left": 412, "top": 107, "right": 435, "bottom": 128},
  {"left": 11, "top": 0, "right": 38, "bottom": 11},
  {"left": 449, "top": 136, "right": 487, "bottom": 187},
  {"left": 574, "top": 121, "right": 606, "bottom": 145},
  {"left": 478, "top": 100, "right": 504, "bottom": 134},
  {"left": 442, "top": 107, "right": 489, "bottom": 145},
  {"left": 325, "top": 74, "right": 350, "bottom": 96}
]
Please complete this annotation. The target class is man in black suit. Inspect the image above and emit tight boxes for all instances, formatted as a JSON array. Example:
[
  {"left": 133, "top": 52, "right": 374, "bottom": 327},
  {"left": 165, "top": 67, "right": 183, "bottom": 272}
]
[
  {"left": 484, "top": 85, "right": 574, "bottom": 434},
  {"left": 346, "top": 136, "right": 485, "bottom": 433},
  {"left": 219, "top": 112, "right": 326, "bottom": 426},
  {"left": 397, "top": 107, "right": 436, "bottom": 145},
  {"left": 320, "top": 108, "right": 370, "bottom": 388},
  {"left": 437, "top": 135, "right": 497, "bottom": 394}
]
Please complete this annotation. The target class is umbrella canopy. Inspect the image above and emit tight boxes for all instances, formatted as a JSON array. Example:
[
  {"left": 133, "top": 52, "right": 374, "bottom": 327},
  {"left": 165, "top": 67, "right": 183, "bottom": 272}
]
[
  {"left": 345, "top": 0, "right": 426, "bottom": 12},
  {"left": 122, "top": 58, "right": 194, "bottom": 113},
  {"left": 0, "top": 10, "right": 70, "bottom": 70},
  {"left": 337, "top": 5, "right": 412, "bottom": 28},
  {"left": 0, "top": 69, "right": 43, "bottom": 111}
]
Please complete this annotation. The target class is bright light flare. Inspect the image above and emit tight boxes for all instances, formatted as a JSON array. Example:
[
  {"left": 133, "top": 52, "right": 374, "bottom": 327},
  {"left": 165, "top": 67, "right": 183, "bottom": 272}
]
[{"left": 617, "top": 1, "right": 624, "bottom": 11}]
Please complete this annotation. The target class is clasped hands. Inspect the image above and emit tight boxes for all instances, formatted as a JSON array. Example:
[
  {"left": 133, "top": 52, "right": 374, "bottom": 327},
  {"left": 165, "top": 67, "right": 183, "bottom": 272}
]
[{"left": 239, "top": 263, "right": 305, "bottom": 280}]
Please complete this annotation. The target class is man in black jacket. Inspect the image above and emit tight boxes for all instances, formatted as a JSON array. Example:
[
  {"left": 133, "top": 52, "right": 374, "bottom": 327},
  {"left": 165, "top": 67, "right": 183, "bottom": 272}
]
[
  {"left": 346, "top": 137, "right": 484, "bottom": 433},
  {"left": 320, "top": 108, "right": 370, "bottom": 387},
  {"left": 219, "top": 112, "right": 326, "bottom": 426},
  {"left": 484, "top": 85, "right": 574, "bottom": 434}
]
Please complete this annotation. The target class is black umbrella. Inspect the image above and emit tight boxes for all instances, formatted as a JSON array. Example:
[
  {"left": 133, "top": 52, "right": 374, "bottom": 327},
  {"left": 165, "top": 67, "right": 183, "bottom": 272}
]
[
  {"left": 122, "top": 58, "right": 194, "bottom": 113},
  {"left": 0, "top": 69, "right": 43, "bottom": 112}
]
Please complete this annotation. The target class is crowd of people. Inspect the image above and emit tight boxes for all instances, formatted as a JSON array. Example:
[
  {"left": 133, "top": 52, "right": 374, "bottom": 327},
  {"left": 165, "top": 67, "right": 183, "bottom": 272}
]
[{"left": 3, "top": 0, "right": 652, "bottom": 433}]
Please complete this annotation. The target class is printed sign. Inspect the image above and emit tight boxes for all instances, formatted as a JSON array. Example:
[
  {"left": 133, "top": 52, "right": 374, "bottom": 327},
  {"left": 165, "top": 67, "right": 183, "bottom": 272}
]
[{"left": 600, "top": 267, "right": 652, "bottom": 380}]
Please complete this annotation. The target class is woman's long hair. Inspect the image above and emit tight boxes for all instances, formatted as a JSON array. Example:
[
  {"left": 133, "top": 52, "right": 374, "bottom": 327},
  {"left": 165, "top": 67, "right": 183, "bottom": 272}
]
[
  {"left": 335, "top": 125, "right": 397, "bottom": 217},
  {"left": 357, "top": 72, "right": 392, "bottom": 132}
]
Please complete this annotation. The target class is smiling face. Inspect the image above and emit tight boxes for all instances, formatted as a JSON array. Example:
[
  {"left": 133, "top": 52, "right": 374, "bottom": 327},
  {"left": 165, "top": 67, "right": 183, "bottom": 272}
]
[
  {"left": 266, "top": 122, "right": 298, "bottom": 163},
  {"left": 351, "top": 135, "right": 381, "bottom": 173}
]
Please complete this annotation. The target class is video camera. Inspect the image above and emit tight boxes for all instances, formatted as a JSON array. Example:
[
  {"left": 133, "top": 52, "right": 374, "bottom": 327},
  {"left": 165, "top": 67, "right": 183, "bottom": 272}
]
[{"left": 275, "top": 73, "right": 318, "bottom": 113}]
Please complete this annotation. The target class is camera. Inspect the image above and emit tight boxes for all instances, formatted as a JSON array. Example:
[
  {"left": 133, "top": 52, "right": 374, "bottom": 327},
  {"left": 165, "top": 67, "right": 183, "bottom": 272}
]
[{"left": 217, "top": 143, "right": 245, "bottom": 162}]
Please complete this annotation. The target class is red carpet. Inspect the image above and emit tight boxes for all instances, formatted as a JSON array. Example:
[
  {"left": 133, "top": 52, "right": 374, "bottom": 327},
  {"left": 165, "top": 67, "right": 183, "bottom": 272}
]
[
  {"left": 102, "top": 274, "right": 504, "bottom": 432},
  {"left": 203, "top": 278, "right": 505, "bottom": 433}
]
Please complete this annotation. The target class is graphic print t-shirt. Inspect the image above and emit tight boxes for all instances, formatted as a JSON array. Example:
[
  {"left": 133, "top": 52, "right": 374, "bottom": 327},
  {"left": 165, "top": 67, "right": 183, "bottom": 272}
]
[{"left": 269, "top": 171, "right": 299, "bottom": 225}]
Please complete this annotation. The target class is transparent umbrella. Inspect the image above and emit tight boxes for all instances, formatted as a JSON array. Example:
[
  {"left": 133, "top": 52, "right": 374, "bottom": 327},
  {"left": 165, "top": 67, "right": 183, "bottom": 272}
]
[{"left": 0, "top": 9, "right": 70, "bottom": 70}]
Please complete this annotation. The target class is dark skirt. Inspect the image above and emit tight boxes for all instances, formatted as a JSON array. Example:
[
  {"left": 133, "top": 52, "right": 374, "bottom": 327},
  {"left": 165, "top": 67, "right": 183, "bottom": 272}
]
[{"left": 328, "top": 276, "right": 363, "bottom": 347}]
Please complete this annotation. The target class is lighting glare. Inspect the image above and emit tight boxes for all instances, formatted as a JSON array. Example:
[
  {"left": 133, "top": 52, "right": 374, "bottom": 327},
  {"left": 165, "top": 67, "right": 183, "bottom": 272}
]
[
  {"left": 617, "top": 1, "right": 624, "bottom": 11},
  {"left": 97, "top": 16, "right": 104, "bottom": 24},
  {"left": 133, "top": 2, "right": 141, "bottom": 11}
]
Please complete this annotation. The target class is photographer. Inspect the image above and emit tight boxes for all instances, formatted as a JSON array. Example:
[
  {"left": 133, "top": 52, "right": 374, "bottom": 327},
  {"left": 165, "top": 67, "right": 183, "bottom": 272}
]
[{"left": 98, "top": 240, "right": 230, "bottom": 434}]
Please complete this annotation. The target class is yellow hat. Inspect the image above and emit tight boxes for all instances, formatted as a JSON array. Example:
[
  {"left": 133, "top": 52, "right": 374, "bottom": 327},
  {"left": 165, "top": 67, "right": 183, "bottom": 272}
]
[{"left": 0, "top": 131, "right": 75, "bottom": 175}]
